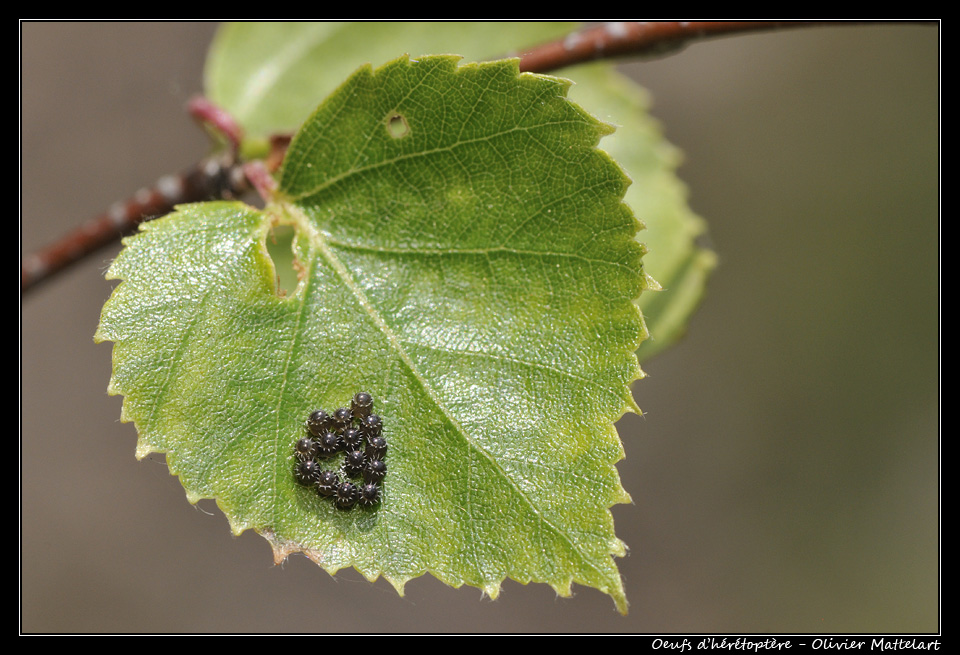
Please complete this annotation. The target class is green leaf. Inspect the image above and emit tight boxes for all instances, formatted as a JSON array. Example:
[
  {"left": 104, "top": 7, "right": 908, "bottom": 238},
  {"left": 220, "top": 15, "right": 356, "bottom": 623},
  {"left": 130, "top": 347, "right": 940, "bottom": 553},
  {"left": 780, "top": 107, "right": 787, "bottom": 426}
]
[
  {"left": 97, "top": 56, "right": 647, "bottom": 612},
  {"left": 205, "top": 22, "right": 574, "bottom": 148},
  {"left": 205, "top": 21, "right": 713, "bottom": 360},
  {"left": 562, "top": 64, "right": 716, "bottom": 361}
]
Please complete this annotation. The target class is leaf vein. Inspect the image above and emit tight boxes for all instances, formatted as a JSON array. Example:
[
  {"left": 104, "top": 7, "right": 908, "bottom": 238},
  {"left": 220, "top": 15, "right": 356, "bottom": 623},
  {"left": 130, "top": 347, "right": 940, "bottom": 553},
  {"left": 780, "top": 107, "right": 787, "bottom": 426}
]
[
  {"left": 287, "top": 203, "right": 607, "bottom": 580},
  {"left": 397, "top": 339, "right": 623, "bottom": 405},
  {"left": 287, "top": 119, "right": 586, "bottom": 202},
  {"left": 325, "top": 238, "right": 636, "bottom": 273}
]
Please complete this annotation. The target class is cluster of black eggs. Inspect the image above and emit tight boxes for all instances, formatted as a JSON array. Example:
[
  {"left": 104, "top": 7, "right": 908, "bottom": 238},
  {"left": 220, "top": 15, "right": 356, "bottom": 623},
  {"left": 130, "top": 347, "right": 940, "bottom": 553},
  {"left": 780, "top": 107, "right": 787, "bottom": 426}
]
[{"left": 293, "top": 392, "right": 387, "bottom": 510}]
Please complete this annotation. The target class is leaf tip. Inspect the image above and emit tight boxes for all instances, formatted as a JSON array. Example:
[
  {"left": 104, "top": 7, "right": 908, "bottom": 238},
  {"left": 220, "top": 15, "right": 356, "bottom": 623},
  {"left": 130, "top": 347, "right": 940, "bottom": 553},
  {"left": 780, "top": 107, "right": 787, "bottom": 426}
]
[
  {"left": 644, "top": 273, "right": 663, "bottom": 292},
  {"left": 134, "top": 442, "right": 154, "bottom": 461},
  {"left": 382, "top": 573, "right": 408, "bottom": 597},
  {"left": 482, "top": 582, "right": 502, "bottom": 601},
  {"left": 220, "top": 500, "right": 252, "bottom": 536},
  {"left": 551, "top": 578, "right": 573, "bottom": 599},
  {"left": 265, "top": 530, "right": 300, "bottom": 565},
  {"left": 600, "top": 556, "right": 630, "bottom": 615},
  {"left": 614, "top": 594, "right": 630, "bottom": 616}
]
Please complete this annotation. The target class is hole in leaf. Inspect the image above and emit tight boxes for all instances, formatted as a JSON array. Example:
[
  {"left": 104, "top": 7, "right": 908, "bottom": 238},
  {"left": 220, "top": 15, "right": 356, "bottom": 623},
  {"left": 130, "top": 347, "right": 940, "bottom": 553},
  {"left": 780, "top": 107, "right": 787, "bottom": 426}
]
[
  {"left": 266, "top": 224, "right": 299, "bottom": 297},
  {"left": 386, "top": 113, "right": 410, "bottom": 139}
]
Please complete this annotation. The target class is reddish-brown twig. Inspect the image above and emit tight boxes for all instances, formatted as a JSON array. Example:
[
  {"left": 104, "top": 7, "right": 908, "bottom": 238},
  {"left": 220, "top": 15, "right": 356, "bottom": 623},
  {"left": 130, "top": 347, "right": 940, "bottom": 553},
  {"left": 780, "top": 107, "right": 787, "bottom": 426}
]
[
  {"left": 18, "top": 21, "right": 888, "bottom": 295},
  {"left": 20, "top": 156, "right": 248, "bottom": 293},
  {"left": 514, "top": 21, "right": 831, "bottom": 72}
]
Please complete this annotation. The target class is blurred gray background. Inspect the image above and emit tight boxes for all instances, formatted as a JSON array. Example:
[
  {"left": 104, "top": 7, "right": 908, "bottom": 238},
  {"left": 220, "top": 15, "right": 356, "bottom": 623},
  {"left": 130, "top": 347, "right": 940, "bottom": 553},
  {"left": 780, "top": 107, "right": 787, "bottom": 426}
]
[{"left": 21, "top": 22, "right": 938, "bottom": 633}]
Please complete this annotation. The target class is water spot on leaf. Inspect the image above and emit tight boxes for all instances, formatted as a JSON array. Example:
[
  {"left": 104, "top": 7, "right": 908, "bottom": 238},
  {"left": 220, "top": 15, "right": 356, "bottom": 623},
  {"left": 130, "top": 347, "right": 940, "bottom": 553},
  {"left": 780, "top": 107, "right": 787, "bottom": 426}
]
[{"left": 386, "top": 113, "right": 410, "bottom": 139}]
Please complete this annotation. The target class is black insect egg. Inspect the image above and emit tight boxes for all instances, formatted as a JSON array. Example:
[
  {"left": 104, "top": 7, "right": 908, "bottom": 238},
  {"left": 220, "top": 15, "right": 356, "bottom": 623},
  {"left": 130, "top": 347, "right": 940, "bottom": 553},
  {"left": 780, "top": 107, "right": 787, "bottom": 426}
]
[
  {"left": 360, "top": 413, "right": 382, "bottom": 437},
  {"left": 344, "top": 449, "right": 366, "bottom": 477},
  {"left": 363, "top": 458, "right": 387, "bottom": 483},
  {"left": 351, "top": 391, "right": 373, "bottom": 419},
  {"left": 307, "top": 409, "right": 331, "bottom": 436},
  {"left": 295, "top": 436, "right": 319, "bottom": 461},
  {"left": 358, "top": 483, "right": 381, "bottom": 508},
  {"left": 342, "top": 427, "right": 363, "bottom": 450},
  {"left": 333, "top": 407, "right": 353, "bottom": 428},
  {"left": 316, "top": 469, "right": 339, "bottom": 496},
  {"left": 294, "top": 460, "right": 321, "bottom": 486},
  {"left": 335, "top": 481, "right": 359, "bottom": 509},
  {"left": 365, "top": 434, "right": 387, "bottom": 460},
  {"left": 294, "top": 393, "right": 386, "bottom": 509},
  {"left": 316, "top": 429, "right": 342, "bottom": 457}
]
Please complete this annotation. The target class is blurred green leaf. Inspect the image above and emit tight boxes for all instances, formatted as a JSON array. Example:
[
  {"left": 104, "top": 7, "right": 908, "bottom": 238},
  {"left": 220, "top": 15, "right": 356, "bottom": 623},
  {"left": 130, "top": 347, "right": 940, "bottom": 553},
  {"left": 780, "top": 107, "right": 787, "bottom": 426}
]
[
  {"left": 205, "top": 22, "right": 573, "bottom": 154},
  {"left": 563, "top": 64, "right": 715, "bottom": 360},
  {"left": 206, "top": 21, "right": 712, "bottom": 360}
]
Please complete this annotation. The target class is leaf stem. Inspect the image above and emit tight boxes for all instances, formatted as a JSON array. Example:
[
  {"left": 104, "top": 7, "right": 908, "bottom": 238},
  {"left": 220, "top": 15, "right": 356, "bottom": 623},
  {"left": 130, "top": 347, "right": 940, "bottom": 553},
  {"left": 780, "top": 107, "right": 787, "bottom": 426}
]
[{"left": 188, "top": 95, "right": 245, "bottom": 156}]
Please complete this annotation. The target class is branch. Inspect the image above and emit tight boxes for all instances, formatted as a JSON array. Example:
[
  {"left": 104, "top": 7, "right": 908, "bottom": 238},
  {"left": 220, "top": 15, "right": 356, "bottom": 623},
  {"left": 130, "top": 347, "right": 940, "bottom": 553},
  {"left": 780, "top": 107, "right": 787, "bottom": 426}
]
[
  {"left": 513, "top": 21, "right": 832, "bottom": 73},
  {"left": 20, "top": 157, "right": 248, "bottom": 293},
  {"left": 18, "top": 21, "right": 899, "bottom": 295}
]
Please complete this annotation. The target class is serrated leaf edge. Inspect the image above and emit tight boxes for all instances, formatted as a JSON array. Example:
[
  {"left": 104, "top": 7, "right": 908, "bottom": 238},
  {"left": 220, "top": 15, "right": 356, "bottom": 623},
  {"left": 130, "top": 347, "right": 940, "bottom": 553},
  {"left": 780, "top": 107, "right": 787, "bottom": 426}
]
[{"left": 274, "top": 196, "right": 635, "bottom": 612}]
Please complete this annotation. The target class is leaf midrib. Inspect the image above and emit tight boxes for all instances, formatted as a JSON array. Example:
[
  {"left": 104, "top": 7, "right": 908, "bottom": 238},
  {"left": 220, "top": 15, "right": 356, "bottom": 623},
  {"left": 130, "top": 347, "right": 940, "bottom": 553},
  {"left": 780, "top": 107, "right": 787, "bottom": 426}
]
[{"left": 282, "top": 200, "right": 606, "bottom": 578}]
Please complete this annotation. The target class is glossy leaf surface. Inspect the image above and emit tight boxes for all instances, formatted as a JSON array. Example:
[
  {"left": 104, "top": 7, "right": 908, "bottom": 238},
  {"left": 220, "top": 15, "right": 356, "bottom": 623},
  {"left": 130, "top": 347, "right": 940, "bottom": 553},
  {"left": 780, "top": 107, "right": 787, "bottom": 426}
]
[
  {"left": 98, "top": 56, "right": 647, "bottom": 611},
  {"left": 205, "top": 21, "right": 712, "bottom": 361}
]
